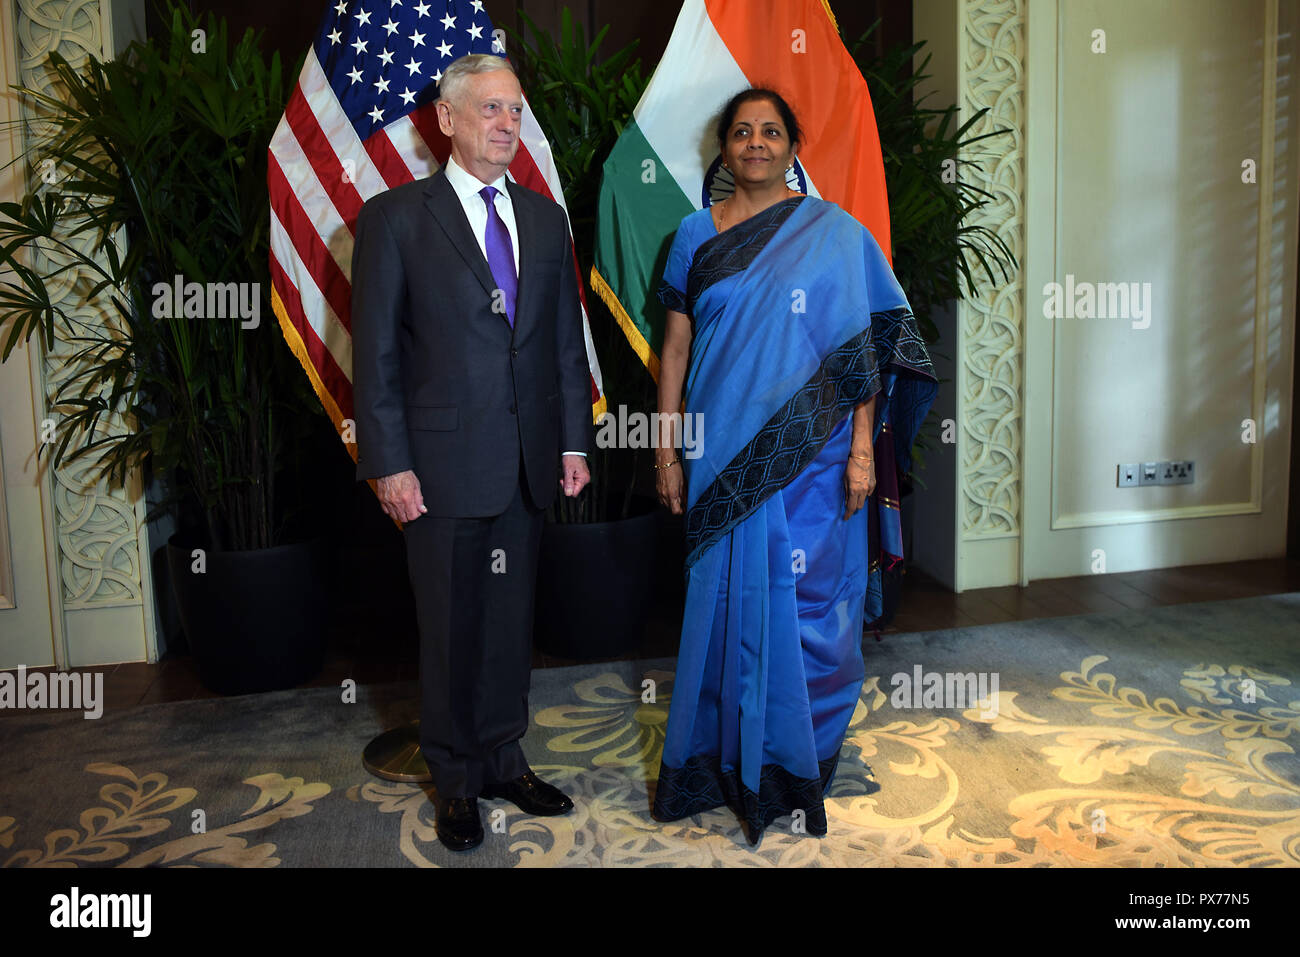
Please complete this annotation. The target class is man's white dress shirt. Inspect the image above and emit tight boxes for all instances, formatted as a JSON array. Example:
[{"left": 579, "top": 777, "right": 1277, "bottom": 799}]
[
  {"left": 443, "top": 154, "right": 520, "bottom": 274},
  {"left": 441, "top": 155, "right": 586, "bottom": 461}
]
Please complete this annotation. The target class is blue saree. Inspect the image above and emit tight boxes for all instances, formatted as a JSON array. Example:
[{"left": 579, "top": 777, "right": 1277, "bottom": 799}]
[{"left": 652, "top": 195, "right": 936, "bottom": 843}]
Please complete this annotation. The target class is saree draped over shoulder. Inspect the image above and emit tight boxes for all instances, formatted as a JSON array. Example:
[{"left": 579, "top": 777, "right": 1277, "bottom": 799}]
[{"left": 652, "top": 195, "right": 937, "bottom": 843}]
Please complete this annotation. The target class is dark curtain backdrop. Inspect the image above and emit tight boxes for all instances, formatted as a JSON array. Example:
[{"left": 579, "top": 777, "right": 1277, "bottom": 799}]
[{"left": 159, "top": 1, "right": 913, "bottom": 77}]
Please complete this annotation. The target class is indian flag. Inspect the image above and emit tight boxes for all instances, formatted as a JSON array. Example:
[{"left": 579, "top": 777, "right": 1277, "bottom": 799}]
[{"left": 591, "top": 0, "right": 891, "bottom": 380}]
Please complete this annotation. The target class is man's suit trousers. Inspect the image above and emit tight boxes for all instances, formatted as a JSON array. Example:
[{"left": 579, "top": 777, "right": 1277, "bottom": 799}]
[{"left": 401, "top": 455, "right": 544, "bottom": 799}]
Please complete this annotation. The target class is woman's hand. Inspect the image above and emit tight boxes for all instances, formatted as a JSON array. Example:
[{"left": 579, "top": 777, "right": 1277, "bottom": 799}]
[
  {"left": 656, "top": 458, "right": 684, "bottom": 515},
  {"left": 845, "top": 399, "right": 877, "bottom": 519},
  {"left": 656, "top": 310, "right": 691, "bottom": 517},
  {"left": 843, "top": 454, "right": 875, "bottom": 519}
]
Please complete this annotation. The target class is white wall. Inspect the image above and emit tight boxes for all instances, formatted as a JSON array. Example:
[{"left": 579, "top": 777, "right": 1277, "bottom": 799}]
[
  {"left": 913, "top": 0, "right": 1297, "bottom": 588},
  {"left": 1023, "top": 0, "right": 1296, "bottom": 579}
]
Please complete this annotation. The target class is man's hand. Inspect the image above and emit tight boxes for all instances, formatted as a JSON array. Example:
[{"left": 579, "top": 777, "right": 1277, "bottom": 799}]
[
  {"left": 377, "top": 469, "right": 427, "bottom": 523},
  {"left": 561, "top": 454, "right": 590, "bottom": 498}
]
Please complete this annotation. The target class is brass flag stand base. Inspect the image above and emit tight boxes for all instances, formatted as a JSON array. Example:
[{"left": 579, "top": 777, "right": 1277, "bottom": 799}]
[{"left": 362, "top": 721, "right": 432, "bottom": 782}]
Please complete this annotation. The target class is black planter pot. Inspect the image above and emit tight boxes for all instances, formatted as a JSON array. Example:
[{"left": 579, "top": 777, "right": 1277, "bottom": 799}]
[
  {"left": 534, "top": 495, "right": 659, "bottom": 660},
  {"left": 151, "top": 543, "right": 188, "bottom": 657},
  {"left": 166, "top": 533, "right": 329, "bottom": 695}
]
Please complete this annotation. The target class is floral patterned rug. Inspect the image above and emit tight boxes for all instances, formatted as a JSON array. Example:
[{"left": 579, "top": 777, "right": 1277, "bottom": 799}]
[{"left": 2, "top": 592, "right": 1297, "bottom": 867}]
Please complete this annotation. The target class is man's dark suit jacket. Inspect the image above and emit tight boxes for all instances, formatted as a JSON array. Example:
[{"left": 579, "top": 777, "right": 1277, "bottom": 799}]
[{"left": 351, "top": 169, "right": 592, "bottom": 513}]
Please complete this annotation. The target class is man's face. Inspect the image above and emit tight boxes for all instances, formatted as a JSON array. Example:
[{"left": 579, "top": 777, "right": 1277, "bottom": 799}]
[{"left": 437, "top": 69, "right": 523, "bottom": 181}]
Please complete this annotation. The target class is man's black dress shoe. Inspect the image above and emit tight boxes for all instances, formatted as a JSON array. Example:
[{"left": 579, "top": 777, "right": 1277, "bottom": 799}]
[
  {"left": 435, "top": 797, "right": 483, "bottom": 851},
  {"left": 481, "top": 771, "right": 573, "bottom": 816}
]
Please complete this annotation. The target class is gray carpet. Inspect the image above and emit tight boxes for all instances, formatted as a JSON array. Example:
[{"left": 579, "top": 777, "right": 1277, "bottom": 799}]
[{"left": 2, "top": 592, "right": 1297, "bottom": 866}]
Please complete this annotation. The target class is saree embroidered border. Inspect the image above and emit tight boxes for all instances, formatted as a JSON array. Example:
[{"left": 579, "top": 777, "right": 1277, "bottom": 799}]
[
  {"left": 653, "top": 753, "right": 848, "bottom": 843},
  {"left": 684, "top": 326, "right": 877, "bottom": 568},
  {"left": 683, "top": 305, "right": 935, "bottom": 569}
]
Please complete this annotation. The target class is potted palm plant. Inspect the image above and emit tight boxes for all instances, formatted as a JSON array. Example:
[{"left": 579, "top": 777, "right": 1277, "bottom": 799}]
[
  {"left": 849, "top": 21, "right": 1017, "bottom": 627},
  {"left": 0, "top": 3, "right": 330, "bottom": 693}
]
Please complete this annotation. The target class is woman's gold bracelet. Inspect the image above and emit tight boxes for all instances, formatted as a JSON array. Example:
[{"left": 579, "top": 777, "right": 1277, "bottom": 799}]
[{"left": 653, "top": 458, "right": 680, "bottom": 471}]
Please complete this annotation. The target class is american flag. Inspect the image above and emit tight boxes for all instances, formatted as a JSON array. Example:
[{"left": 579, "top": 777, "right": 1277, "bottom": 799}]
[{"left": 268, "top": 0, "right": 606, "bottom": 476}]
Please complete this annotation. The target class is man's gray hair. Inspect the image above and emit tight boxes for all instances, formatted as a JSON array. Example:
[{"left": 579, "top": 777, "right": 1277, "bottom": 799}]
[{"left": 437, "top": 54, "right": 517, "bottom": 107}]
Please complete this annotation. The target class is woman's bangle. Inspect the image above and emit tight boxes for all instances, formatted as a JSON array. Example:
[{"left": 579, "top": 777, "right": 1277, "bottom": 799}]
[
  {"left": 850, "top": 452, "right": 873, "bottom": 462},
  {"left": 653, "top": 458, "right": 680, "bottom": 471},
  {"left": 848, "top": 457, "right": 873, "bottom": 471}
]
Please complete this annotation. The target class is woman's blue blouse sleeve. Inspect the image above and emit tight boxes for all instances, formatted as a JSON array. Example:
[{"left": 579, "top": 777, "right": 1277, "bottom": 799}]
[{"left": 657, "top": 217, "right": 697, "bottom": 313}]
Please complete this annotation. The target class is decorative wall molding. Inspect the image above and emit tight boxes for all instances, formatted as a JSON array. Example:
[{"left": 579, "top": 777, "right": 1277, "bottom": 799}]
[
  {"left": 957, "top": 0, "right": 1025, "bottom": 541},
  {"left": 14, "top": 0, "right": 153, "bottom": 626}
]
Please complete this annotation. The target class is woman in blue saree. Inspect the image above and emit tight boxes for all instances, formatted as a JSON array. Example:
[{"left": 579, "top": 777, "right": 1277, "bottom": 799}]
[{"left": 651, "top": 89, "right": 937, "bottom": 844}]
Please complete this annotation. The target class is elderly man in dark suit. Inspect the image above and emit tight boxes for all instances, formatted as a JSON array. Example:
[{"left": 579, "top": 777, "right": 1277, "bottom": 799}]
[{"left": 351, "top": 53, "right": 592, "bottom": 852}]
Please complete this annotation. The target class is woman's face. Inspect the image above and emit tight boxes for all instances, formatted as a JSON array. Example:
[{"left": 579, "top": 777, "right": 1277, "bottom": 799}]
[{"left": 721, "top": 97, "right": 797, "bottom": 190}]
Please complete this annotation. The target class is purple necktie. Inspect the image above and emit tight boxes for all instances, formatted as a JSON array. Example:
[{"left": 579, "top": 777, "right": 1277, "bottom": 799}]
[{"left": 479, "top": 185, "right": 516, "bottom": 326}]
